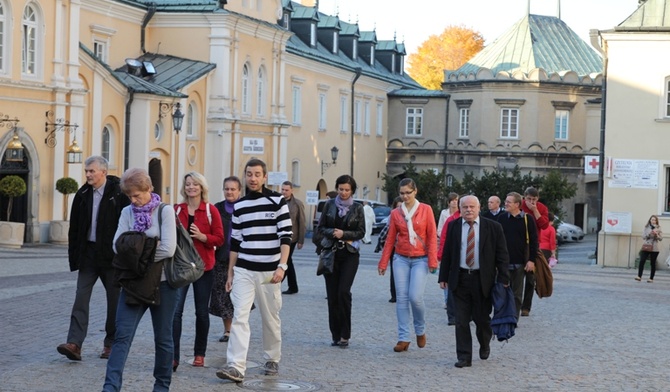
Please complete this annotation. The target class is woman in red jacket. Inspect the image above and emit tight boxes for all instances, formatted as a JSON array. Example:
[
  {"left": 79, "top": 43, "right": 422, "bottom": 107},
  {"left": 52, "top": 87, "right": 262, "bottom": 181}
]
[
  {"left": 378, "top": 178, "right": 437, "bottom": 352},
  {"left": 172, "top": 172, "right": 224, "bottom": 370}
]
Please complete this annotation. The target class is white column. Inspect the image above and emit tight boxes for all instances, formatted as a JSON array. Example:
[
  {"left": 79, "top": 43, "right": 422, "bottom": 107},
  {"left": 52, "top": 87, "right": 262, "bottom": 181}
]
[
  {"left": 51, "top": 0, "right": 65, "bottom": 86},
  {"left": 67, "top": 0, "right": 83, "bottom": 89}
]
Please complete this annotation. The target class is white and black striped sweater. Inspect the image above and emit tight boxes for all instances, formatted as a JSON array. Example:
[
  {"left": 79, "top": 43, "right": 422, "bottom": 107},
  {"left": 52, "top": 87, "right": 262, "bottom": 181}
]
[{"left": 231, "top": 188, "right": 293, "bottom": 271}]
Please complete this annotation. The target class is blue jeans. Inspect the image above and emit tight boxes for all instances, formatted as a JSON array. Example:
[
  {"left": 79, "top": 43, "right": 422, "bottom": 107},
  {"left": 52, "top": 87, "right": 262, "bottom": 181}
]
[
  {"left": 103, "top": 281, "right": 178, "bottom": 392},
  {"left": 173, "top": 270, "right": 214, "bottom": 362},
  {"left": 392, "top": 254, "right": 429, "bottom": 342}
]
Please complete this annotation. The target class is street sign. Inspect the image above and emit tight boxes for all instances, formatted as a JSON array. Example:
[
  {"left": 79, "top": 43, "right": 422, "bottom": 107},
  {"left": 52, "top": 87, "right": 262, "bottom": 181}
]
[{"left": 306, "top": 190, "right": 319, "bottom": 205}]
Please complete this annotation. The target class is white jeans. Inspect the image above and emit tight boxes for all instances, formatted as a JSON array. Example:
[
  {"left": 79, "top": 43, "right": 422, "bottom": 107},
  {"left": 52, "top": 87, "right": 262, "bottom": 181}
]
[{"left": 226, "top": 266, "right": 282, "bottom": 374}]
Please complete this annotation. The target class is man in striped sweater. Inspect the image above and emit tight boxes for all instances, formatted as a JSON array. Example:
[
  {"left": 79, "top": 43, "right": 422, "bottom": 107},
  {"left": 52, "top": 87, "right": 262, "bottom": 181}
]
[{"left": 216, "top": 158, "right": 293, "bottom": 383}]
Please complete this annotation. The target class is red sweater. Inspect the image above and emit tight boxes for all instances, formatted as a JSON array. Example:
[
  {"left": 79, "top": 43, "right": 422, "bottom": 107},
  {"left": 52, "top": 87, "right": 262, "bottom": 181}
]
[
  {"left": 378, "top": 203, "right": 438, "bottom": 270},
  {"left": 521, "top": 200, "right": 549, "bottom": 230},
  {"left": 175, "top": 201, "right": 225, "bottom": 271},
  {"left": 540, "top": 225, "right": 556, "bottom": 252}
]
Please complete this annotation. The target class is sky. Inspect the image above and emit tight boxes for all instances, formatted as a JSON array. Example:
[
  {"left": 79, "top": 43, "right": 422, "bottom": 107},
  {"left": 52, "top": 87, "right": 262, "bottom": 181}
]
[{"left": 314, "top": 0, "right": 640, "bottom": 56}]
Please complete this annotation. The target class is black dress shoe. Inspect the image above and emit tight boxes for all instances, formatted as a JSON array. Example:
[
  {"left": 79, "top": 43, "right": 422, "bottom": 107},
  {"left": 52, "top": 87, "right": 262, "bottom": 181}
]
[
  {"left": 282, "top": 290, "right": 298, "bottom": 295},
  {"left": 388, "top": 298, "right": 396, "bottom": 303},
  {"left": 479, "top": 346, "right": 490, "bottom": 360},
  {"left": 454, "top": 359, "right": 472, "bottom": 368}
]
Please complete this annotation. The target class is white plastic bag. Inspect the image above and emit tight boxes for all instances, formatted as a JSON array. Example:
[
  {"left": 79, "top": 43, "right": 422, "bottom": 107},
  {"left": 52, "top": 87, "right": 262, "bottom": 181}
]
[{"left": 665, "top": 253, "right": 670, "bottom": 268}]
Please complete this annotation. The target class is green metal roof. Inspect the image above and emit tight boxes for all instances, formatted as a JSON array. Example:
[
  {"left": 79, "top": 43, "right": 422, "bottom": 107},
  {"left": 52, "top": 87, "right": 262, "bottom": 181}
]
[
  {"left": 616, "top": 0, "right": 670, "bottom": 30},
  {"left": 291, "top": 5, "right": 318, "bottom": 20},
  {"left": 449, "top": 14, "right": 602, "bottom": 78},
  {"left": 110, "top": 53, "right": 215, "bottom": 97},
  {"left": 388, "top": 89, "right": 449, "bottom": 98},
  {"left": 339, "top": 20, "right": 360, "bottom": 36},
  {"left": 376, "top": 40, "right": 397, "bottom": 51},
  {"left": 318, "top": 14, "right": 340, "bottom": 29},
  {"left": 114, "top": 0, "right": 220, "bottom": 12},
  {"left": 359, "top": 31, "right": 377, "bottom": 43}
]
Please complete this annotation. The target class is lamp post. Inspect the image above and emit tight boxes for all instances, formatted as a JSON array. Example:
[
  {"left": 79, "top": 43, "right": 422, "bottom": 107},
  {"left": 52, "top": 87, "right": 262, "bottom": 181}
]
[
  {"left": 1, "top": 113, "right": 23, "bottom": 162},
  {"left": 44, "top": 110, "right": 81, "bottom": 164},
  {"left": 321, "top": 146, "right": 339, "bottom": 176},
  {"left": 172, "top": 103, "right": 184, "bottom": 133}
]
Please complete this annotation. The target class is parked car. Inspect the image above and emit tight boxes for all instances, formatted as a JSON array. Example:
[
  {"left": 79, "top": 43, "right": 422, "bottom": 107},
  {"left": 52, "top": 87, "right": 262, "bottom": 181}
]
[
  {"left": 312, "top": 199, "right": 386, "bottom": 231},
  {"left": 556, "top": 219, "right": 585, "bottom": 244},
  {"left": 372, "top": 205, "right": 391, "bottom": 234}
]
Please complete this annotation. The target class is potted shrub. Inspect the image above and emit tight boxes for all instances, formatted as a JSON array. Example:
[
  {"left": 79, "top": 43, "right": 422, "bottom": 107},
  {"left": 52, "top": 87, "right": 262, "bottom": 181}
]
[
  {"left": 0, "top": 175, "right": 27, "bottom": 248},
  {"left": 50, "top": 177, "right": 79, "bottom": 245}
]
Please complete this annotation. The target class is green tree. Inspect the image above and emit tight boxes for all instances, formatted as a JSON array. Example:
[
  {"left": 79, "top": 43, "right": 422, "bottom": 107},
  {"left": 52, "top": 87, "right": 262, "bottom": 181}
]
[
  {"left": 0, "top": 175, "right": 27, "bottom": 221},
  {"left": 56, "top": 177, "right": 79, "bottom": 221},
  {"left": 407, "top": 25, "right": 485, "bottom": 90},
  {"left": 537, "top": 169, "right": 578, "bottom": 219},
  {"left": 461, "top": 166, "right": 542, "bottom": 211}
]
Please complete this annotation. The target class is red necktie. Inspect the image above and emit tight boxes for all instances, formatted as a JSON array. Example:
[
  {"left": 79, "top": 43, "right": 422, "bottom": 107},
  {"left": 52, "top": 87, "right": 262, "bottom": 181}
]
[{"left": 466, "top": 221, "right": 475, "bottom": 268}]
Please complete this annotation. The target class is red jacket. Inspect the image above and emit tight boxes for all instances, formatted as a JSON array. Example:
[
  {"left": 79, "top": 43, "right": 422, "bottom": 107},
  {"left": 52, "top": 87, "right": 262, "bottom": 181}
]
[
  {"left": 378, "top": 203, "right": 438, "bottom": 270},
  {"left": 521, "top": 200, "right": 550, "bottom": 230},
  {"left": 437, "top": 210, "right": 460, "bottom": 261},
  {"left": 175, "top": 201, "right": 224, "bottom": 271},
  {"left": 540, "top": 225, "right": 556, "bottom": 252}
]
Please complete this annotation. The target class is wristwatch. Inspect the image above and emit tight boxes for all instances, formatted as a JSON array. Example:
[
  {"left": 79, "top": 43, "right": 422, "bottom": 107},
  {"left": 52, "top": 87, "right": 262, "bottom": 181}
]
[{"left": 277, "top": 263, "right": 288, "bottom": 271}]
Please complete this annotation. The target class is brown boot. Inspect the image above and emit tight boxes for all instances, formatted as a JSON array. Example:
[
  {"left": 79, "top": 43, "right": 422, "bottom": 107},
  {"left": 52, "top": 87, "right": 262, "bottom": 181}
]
[
  {"left": 393, "top": 341, "right": 410, "bottom": 352},
  {"left": 417, "top": 334, "right": 426, "bottom": 348}
]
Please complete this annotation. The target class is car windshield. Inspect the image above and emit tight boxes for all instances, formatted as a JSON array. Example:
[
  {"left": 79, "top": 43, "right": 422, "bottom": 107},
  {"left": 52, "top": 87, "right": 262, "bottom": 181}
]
[{"left": 374, "top": 206, "right": 391, "bottom": 217}]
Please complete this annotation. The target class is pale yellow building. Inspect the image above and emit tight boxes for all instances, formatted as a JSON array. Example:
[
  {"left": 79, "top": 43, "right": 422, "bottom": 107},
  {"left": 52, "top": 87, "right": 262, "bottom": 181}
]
[
  {"left": 595, "top": 0, "right": 670, "bottom": 267},
  {"left": 0, "top": 0, "right": 420, "bottom": 245}
]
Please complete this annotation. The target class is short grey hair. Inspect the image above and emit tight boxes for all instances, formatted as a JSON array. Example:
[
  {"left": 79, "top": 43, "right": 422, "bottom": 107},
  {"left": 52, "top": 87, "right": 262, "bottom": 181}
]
[{"left": 85, "top": 156, "right": 109, "bottom": 171}]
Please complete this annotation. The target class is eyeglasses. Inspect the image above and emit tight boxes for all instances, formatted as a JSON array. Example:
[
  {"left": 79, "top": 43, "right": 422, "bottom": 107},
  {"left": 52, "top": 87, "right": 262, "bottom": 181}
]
[{"left": 399, "top": 190, "right": 415, "bottom": 196}]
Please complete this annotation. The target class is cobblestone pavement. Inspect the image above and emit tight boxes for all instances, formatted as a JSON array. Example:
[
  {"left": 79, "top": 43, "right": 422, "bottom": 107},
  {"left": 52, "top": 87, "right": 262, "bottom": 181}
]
[{"left": 1, "top": 237, "right": 668, "bottom": 391}]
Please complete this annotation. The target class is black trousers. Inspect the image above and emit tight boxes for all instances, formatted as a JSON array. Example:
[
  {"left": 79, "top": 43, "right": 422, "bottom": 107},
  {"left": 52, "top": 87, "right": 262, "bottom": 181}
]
[
  {"left": 67, "top": 242, "right": 120, "bottom": 348},
  {"left": 282, "top": 242, "right": 299, "bottom": 292},
  {"left": 324, "top": 249, "right": 359, "bottom": 342},
  {"left": 638, "top": 250, "right": 659, "bottom": 279},
  {"left": 453, "top": 271, "right": 492, "bottom": 361}
]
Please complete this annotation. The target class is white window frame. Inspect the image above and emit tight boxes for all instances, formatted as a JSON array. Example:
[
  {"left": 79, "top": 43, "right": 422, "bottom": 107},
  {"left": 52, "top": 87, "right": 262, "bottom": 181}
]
[
  {"left": 310, "top": 23, "right": 317, "bottom": 47},
  {"left": 665, "top": 77, "right": 670, "bottom": 118},
  {"left": 257, "top": 66, "right": 266, "bottom": 117},
  {"left": 241, "top": 63, "right": 251, "bottom": 115},
  {"left": 354, "top": 99, "right": 362, "bottom": 134},
  {"left": 459, "top": 108, "right": 470, "bottom": 138},
  {"left": 101, "top": 125, "right": 112, "bottom": 162},
  {"left": 352, "top": 38, "right": 358, "bottom": 60},
  {"left": 364, "top": 101, "right": 370, "bottom": 135},
  {"left": 21, "top": 4, "right": 41, "bottom": 78},
  {"left": 154, "top": 122, "right": 163, "bottom": 141},
  {"left": 340, "top": 95, "right": 348, "bottom": 133},
  {"left": 318, "top": 93, "right": 327, "bottom": 131},
  {"left": 554, "top": 109, "right": 569, "bottom": 140},
  {"left": 93, "top": 39, "right": 107, "bottom": 63},
  {"left": 292, "top": 85, "right": 302, "bottom": 125},
  {"left": 405, "top": 107, "right": 423, "bottom": 136},
  {"left": 500, "top": 108, "right": 519, "bottom": 139},
  {"left": 370, "top": 46, "right": 375, "bottom": 66},
  {"left": 0, "top": 0, "right": 8, "bottom": 75},
  {"left": 187, "top": 102, "right": 197, "bottom": 138},
  {"left": 332, "top": 32, "right": 338, "bottom": 54},
  {"left": 376, "top": 103, "right": 383, "bottom": 136}
]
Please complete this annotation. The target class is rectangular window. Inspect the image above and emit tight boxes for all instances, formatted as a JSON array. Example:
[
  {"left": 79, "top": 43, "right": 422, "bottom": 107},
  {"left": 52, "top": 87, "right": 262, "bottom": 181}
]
[
  {"left": 666, "top": 80, "right": 670, "bottom": 117},
  {"left": 406, "top": 107, "right": 423, "bottom": 136},
  {"left": 22, "top": 24, "right": 36, "bottom": 75},
  {"left": 93, "top": 40, "right": 107, "bottom": 63},
  {"left": 292, "top": 86, "right": 302, "bottom": 125},
  {"left": 665, "top": 167, "right": 670, "bottom": 213},
  {"left": 364, "top": 101, "right": 370, "bottom": 135},
  {"left": 310, "top": 23, "right": 316, "bottom": 47},
  {"left": 354, "top": 100, "right": 361, "bottom": 134},
  {"left": 459, "top": 108, "right": 469, "bottom": 138},
  {"left": 554, "top": 110, "right": 569, "bottom": 140},
  {"left": 332, "top": 32, "right": 338, "bottom": 54},
  {"left": 500, "top": 108, "right": 518, "bottom": 138},
  {"left": 318, "top": 93, "right": 327, "bottom": 131},
  {"left": 340, "top": 96, "right": 347, "bottom": 132},
  {"left": 376, "top": 103, "right": 383, "bottom": 136}
]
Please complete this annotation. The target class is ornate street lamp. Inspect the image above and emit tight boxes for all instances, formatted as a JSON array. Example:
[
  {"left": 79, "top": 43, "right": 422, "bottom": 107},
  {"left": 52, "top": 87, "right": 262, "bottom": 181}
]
[{"left": 321, "top": 146, "right": 339, "bottom": 175}]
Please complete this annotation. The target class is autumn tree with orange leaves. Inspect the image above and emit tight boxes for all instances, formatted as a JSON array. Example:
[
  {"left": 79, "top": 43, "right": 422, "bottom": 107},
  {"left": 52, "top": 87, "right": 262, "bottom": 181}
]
[{"left": 407, "top": 25, "right": 485, "bottom": 90}]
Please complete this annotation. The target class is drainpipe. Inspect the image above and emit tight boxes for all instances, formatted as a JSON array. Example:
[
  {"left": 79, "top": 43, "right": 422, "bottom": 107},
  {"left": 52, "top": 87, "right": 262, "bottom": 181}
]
[
  {"left": 141, "top": 4, "right": 157, "bottom": 54},
  {"left": 124, "top": 89, "right": 135, "bottom": 171},
  {"left": 590, "top": 29, "right": 607, "bottom": 264},
  {"left": 350, "top": 67, "right": 362, "bottom": 178}
]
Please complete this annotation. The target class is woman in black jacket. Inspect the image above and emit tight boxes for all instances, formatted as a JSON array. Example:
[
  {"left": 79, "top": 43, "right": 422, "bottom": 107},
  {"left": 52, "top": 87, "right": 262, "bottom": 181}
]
[{"left": 316, "top": 175, "right": 365, "bottom": 348}]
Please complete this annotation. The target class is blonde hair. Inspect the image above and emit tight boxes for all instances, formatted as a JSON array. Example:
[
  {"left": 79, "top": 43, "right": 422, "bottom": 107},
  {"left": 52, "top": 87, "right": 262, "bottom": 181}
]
[{"left": 180, "top": 171, "right": 210, "bottom": 203}]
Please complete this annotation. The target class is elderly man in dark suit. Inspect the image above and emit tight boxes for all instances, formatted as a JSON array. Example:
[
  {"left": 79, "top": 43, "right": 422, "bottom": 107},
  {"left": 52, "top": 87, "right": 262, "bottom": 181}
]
[{"left": 439, "top": 195, "right": 509, "bottom": 368}]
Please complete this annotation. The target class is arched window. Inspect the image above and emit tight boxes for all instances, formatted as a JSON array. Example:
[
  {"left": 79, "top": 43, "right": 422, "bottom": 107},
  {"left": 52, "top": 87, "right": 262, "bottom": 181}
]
[
  {"left": 257, "top": 66, "right": 266, "bottom": 117},
  {"left": 242, "top": 63, "right": 251, "bottom": 115},
  {"left": 187, "top": 102, "right": 197, "bottom": 137},
  {"left": 21, "top": 4, "right": 39, "bottom": 76},
  {"left": 101, "top": 126, "right": 111, "bottom": 161},
  {"left": 154, "top": 122, "right": 162, "bottom": 141},
  {"left": 291, "top": 159, "right": 300, "bottom": 186},
  {"left": 0, "top": 0, "right": 7, "bottom": 74}
]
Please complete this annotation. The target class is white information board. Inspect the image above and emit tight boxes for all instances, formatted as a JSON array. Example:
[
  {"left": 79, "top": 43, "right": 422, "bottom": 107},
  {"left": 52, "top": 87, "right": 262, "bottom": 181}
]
[
  {"left": 305, "top": 190, "right": 319, "bottom": 205},
  {"left": 267, "top": 171, "right": 288, "bottom": 186},
  {"left": 603, "top": 211, "right": 633, "bottom": 234},
  {"left": 608, "top": 159, "right": 658, "bottom": 189},
  {"left": 242, "top": 138, "right": 264, "bottom": 154}
]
